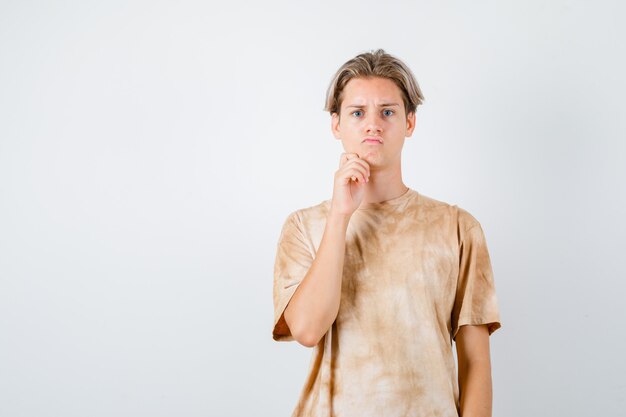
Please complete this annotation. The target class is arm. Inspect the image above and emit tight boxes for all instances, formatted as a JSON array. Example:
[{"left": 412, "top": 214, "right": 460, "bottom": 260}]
[
  {"left": 283, "top": 211, "right": 351, "bottom": 347},
  {"left": 456, "top": 324, "right": 493, "bottom": 417}
]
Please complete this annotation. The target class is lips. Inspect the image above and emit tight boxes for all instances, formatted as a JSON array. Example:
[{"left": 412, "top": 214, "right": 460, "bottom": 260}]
[{"left": 362, "top": 137, "right": 383, "bottom": 144}]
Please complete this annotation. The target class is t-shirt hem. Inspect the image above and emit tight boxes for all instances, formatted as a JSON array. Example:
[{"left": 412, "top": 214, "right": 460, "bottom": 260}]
[{"left": 452, "top": 316, "right": 502, "bottom": 341}]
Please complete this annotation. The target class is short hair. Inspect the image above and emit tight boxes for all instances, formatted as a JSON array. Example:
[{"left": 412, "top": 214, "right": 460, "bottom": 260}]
[{"left": 324, "top": 49, "right": 425, "bottom": 118}]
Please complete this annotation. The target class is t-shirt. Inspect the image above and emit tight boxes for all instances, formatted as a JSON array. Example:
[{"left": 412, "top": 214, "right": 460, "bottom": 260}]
[{"left": 272, "top": 187, "right": 502, "bottom": 417}]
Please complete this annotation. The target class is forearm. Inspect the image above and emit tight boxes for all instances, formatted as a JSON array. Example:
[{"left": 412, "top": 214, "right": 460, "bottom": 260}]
[
  {"left": 284, "top": 211, "right": 350, "bottom": 347},
  {"left": 458, "top": 358, "right": 493, "bottom": 417}
]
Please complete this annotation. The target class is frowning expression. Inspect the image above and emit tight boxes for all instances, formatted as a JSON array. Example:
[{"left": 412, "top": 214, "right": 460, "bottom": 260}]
[{"left": 331, "top": 76, "right": 416, "bottom": 169}]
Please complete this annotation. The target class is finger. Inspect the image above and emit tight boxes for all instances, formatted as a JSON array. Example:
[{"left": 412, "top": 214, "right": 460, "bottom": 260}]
[
  {"left": 349, "top": 174, "right": 365, "bottom": 184},
  {"left": 345, "top": 166, "right": 368, "bottom": 183},
  {"left": 345, "top": 158, "right": 371, "bottom": 177},
  {"left": 339, "top": 153, "right": 349, "bottom": 167},
  {"left": 342, "top": 162, "right": 367, "bottom": 178},
  {"left": 339, "top": 152, "right": 360, "bottom": 168}
]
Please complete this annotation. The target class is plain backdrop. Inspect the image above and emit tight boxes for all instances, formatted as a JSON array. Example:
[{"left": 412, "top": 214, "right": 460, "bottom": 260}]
[{"left": 1, "top": 1, "right": 625, "bottom": 416}]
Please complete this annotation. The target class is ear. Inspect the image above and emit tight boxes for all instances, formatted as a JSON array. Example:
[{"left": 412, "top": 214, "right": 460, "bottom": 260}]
[
  {"left": 331, "top": 112, "right": 341, "bottom": 140},
  {"left": 405, "top": 111, "right": 416, "bottom": 138}
]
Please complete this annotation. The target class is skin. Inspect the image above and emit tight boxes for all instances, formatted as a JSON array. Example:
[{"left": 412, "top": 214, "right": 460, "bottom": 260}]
[
  {"left": 330, "top": 76, "right": 416, "bottom": 206},
  {"left": 286, "top": 75, "right": 493, "bottom": 415},
  {"left": 456, "top": 324, "right": 493, "bottom": 417}
]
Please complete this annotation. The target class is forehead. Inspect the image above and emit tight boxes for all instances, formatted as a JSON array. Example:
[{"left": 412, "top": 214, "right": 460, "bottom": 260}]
[{"left": 341, "top": 76, "right": 403, "bottom": 105}]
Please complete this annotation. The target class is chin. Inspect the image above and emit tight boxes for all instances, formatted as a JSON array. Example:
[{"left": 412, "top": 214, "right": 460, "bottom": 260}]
[
  {"left": 363, "top": 153, "right": 383, "bottom": 166},
  {"left": 362, "top": 149, "right": 381, "bottom": 159}
]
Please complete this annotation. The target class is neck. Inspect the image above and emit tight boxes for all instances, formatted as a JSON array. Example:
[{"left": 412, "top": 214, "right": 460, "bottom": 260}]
[{"left": 360, "top": 162, "right": 408, "bottom": 205}]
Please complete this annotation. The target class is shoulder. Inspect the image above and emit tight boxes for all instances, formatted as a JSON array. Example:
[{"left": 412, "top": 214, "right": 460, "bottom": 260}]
[
  {"left": 414, "top": 191, "right": 481, "bottom": 231},
  {"left": 280, "top": 199, "right": 329, "bottom": 231}
]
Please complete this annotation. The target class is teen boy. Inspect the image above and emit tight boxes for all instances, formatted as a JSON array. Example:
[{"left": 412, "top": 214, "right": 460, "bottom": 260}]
[{"left": 272, "top": 49, "right": 502, "bottom": 417}]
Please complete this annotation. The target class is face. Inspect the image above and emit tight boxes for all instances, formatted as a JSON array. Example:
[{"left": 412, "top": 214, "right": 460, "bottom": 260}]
[{"left": 331, "top": 76, "right": 416, "bottom": 169}]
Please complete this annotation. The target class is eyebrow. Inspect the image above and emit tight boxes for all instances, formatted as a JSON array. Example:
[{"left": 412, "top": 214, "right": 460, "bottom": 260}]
[{"left": 345, "top": 103, "right": 400, "bottom": 108}]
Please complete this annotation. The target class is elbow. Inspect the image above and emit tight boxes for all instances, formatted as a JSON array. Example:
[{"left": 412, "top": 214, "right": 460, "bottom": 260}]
[
  {"left": 296, "top": 331, "right": 321, "bottom": 348},
  {"left": 285, "top": 305, "right": 322, "bottom": 348},
  {"left": 290, "top": 324, "right": 322, "bottom": 348}
]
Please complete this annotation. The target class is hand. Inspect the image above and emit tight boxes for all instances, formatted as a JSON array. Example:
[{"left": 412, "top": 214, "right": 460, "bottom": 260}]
[{"left": 329, "top": 152, "right": 371, "bottom": 216}]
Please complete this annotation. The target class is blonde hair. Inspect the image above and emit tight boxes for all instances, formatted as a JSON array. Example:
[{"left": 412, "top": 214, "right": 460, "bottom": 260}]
[{"left": 324, "top": 49, "right": 425, "bottom": 117}]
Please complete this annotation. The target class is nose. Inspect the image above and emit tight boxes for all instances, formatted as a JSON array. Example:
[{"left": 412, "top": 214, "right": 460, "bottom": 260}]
[{"left": 364, "top": 112, "right": 383, "bottom": 134}]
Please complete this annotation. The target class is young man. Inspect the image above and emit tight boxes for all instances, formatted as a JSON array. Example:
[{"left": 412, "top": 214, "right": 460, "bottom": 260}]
[{"left": 272, "top": 49, "right": 502, "bottom": 417}]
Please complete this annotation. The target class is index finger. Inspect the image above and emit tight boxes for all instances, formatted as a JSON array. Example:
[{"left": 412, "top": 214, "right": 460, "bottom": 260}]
[{"left": 339, "top": 152, "right": 360, "bottom": 168}]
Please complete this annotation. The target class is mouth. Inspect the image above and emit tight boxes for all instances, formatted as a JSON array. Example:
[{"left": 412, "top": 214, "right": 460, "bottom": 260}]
[{"left": 362, "top": 137, "right": 383, "bottom": 144}]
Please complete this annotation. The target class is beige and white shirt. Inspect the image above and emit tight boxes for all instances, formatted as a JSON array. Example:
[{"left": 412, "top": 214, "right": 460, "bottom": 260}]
[{"left": 272, "top": 187, "right": 502, "bottom": 417}]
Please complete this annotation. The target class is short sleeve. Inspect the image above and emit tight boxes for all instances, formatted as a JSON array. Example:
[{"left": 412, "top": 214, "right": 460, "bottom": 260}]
[
  {"left": 451, "top": 220, "right": 502, "bottom": 342},
  {"left": 272, "top": 211, "right": 314, "bottom": 342}
]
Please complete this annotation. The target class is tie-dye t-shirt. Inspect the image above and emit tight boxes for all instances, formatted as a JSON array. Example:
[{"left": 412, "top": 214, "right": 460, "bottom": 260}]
[{"left": 272, "top": 187, "right": 501, "bottom": 417}]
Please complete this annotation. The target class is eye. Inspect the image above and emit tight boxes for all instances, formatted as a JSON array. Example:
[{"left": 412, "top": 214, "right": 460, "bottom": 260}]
[
  {"left": 351, "top": 110, "right": 363, "bottom": 117},
  {"left": 383, "top": 109, "right": 395, "bottom": 116}
]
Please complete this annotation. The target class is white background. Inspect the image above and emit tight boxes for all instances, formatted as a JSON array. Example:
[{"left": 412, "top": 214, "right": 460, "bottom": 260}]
[{"left": 1, "top": 1, "right": 625, "bottom": 416}]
